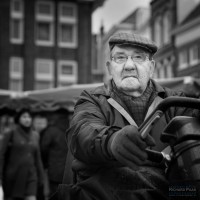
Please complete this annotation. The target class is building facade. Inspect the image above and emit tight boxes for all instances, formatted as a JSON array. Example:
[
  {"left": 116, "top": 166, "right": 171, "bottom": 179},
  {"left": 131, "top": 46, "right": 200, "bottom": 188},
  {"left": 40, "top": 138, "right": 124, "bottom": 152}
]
[
  {"left": 0, "top": 0, "right": 105, "bottom": 91},
  {"left": 151, "top": 0, "right": 200, "bottom": 79},
  {"left": 91, "top": 25, "right": 105, "bottom": 83},
  {"left": 150, "top": 0, "right": 176, "bottom": 79},
  {"left": 172, "top": 0, "right": 200, "bottom": 77}
]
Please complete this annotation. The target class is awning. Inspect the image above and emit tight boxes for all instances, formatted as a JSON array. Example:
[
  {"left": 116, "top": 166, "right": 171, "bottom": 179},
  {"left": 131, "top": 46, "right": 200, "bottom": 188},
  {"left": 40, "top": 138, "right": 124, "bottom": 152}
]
[{"left": 0, "top": 77, "right": 199, "bottom": 114}]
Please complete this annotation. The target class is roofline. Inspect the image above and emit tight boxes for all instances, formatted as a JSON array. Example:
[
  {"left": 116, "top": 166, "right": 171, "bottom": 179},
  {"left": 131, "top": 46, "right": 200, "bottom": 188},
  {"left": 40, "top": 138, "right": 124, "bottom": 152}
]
[
  {"left": 102, "top": 23, "right": 134, "bottom": 43},
  {"left": 77, "top": 0, "right": 106, "bottom": 12},
  {"left": 171, "top": 16, "right": 200, "bottom": 35}
]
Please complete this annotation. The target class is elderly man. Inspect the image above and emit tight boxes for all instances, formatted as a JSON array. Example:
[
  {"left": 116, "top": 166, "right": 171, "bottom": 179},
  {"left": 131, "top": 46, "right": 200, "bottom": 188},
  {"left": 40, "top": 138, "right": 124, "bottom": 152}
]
[{"left": 62, "top": 32, "right": 199, "bottom": 200}]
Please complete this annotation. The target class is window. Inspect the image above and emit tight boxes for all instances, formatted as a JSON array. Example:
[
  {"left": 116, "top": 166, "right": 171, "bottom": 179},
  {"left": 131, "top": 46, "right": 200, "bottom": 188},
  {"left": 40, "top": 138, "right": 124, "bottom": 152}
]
[
  {"left": 10, "top": 0, "right": 24, "bottom": 44},
  {"left": 155, "top": 62, "right": 162, "bottom": 78},
  {"left": 153, "top": 70, "right": 158, "bottom": 79},
  {"left": 166, "top": 64, "right": 173, "bottom": 78},
  {"left": 189, "top": 45, "right": 199, "bottom": 66},
  {"left": 35, "top": 81, "right": 53, "bottom": 90},
  {"left": 57, "top": 60, "right": 77, "bottom": 86},
  {"left": 9, "top": 57, "right": 23, "bottom": 91},
  {"left": 35, "top": 59, "right": 54, "bottom": 90},
  {"left": 61, "top": 64, "right": 73, "bottom": 75},
  {"left": 164, "top": 58, "right": 173, "bottom": 78},
  {"left": 58, "top": 3, "right": 77, "bottom": 48},
  {"left": 154, "top": 16, "right": 162, "bottom": 47},
  {"left": 35, "top": 1, "right": 54, "bottom": 46},
  {"left": 13, "top": 0, "right": 22, "bottom": 12},
  {"left": 159, "top": 66, "right": 165, "bottom": 78},
  {"left": 163, "top": 12, "right": 171, "bottom": 44},
  {"left": 179, "top": 50, "right": 188, "bottom": 70}
]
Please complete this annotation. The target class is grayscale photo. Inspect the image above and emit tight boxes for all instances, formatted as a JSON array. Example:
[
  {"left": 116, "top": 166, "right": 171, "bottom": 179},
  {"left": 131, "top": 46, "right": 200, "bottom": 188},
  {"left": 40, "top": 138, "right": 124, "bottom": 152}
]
[{"left": 0, "top": 0, "right": 200, "bottom": 199}]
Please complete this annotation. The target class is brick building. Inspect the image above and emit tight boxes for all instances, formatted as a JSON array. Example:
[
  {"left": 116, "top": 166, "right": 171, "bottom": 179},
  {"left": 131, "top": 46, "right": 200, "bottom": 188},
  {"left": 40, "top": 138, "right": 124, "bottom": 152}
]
[{"left": 0, "top": 0, "right": 105, "bottom": 91}]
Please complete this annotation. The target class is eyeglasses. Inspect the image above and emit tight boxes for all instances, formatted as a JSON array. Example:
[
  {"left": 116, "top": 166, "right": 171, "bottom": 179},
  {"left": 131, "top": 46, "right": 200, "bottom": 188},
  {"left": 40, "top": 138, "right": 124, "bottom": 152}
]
[{"left": 111, "top": 54, "right": 149, "bottom": 64}]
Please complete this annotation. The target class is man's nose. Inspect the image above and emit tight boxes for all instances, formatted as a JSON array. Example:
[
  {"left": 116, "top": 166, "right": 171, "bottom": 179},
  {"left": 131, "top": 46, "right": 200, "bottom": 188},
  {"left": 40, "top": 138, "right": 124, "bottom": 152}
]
[{"left": 124, "top": 57, "right": 136, "bottom": 70}]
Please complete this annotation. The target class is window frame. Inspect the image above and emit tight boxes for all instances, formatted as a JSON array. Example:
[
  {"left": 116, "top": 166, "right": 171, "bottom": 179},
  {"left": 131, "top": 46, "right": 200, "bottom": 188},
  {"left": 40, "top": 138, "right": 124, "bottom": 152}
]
[
  {"left": 35, "top": 1, "right": 54, "bottom": 46},
  {"left": 163, "top": 11, "right": 171, "bottom": 45},
  {"left": 57, "top": 2, "right": 78, "bottom": 48},
  {"left": 189, "top": 45, "right": 199, "bottom": 66},
  {"left": 57, "top": 60, "right": 77, "bottom": 85},
  {"left": 10, "top": 0, "right": 24, "bottom": 44},
  {"left": 9, "top": 57, "right": 24, "bottom": 91},
  {"left": 178, "top": 50, "right": 188, "bottom": 70},
  {"left": 34, "top": 58, "right": 55, "bottom": 90},
  {"left": 154, "top": 16, "right": 162, "bottom": 47},
  {"left": 35, "top": 58, "right": 54, "bottom": 81}
]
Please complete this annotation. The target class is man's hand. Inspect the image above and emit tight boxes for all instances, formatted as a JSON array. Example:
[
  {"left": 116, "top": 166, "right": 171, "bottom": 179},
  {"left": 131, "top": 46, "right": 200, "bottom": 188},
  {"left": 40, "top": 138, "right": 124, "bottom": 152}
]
[{"left": 108, "top": 125, "right": 155, "bottom": 169}]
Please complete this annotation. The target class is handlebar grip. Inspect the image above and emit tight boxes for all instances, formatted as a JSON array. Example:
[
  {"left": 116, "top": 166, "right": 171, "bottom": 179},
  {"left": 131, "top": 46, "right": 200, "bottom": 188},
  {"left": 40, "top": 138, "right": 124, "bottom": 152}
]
[
  {"left": 145, "top": 149, "right": 164, "bottom": 163},
  {"left": 139, "top": 96, "right": 200, "bottom": 134},
  {"left": 153, "top": 96, "right": 200, "bottom": 112},
  {"left": 141, "top": 97, "right": 200, "bottom": 163}
]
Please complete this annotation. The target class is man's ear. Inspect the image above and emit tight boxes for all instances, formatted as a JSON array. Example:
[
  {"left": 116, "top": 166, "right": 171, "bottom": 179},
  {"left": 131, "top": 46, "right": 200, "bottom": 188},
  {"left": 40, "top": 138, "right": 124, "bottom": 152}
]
[
  {"left": 106, "top": 61, "right": 112, "bottom": 75},
  {"left": 149, "top": 60, "right": 155, "bottom": 78}
]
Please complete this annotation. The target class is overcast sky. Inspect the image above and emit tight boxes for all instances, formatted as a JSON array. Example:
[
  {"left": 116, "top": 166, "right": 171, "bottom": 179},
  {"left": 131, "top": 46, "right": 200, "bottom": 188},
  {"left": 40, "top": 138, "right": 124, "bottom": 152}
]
[{"left": 92, "top": 0, "right": 151, "bottom": 34}]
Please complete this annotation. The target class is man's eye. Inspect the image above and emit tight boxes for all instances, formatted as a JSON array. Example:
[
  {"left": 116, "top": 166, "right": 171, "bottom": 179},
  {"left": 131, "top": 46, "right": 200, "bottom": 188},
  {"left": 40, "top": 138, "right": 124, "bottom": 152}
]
[
  {"left": 134, "top": 55, "right": 142, "bottom": 59},
  {"left": 117, "top": 56, "right": 126, "bottom": 60}
]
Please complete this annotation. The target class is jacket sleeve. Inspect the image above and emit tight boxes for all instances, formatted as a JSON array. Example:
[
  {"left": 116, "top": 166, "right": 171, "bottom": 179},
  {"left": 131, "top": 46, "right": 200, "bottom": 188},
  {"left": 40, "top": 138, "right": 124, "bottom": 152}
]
[
  {"left": 36, "top": 149, "right": 45, "bottom": 186},
  {"left": 34, "top": 131, "right": 45, "bottom": 185},
  {"left": 68, "top": 91, "right": 121, "bottom": 165},
  {"left": 0, "top": 128, "right": 13, "bottom": 183},
  {"left": 40, "top": 127, "right": 52, "bottom": 169}
]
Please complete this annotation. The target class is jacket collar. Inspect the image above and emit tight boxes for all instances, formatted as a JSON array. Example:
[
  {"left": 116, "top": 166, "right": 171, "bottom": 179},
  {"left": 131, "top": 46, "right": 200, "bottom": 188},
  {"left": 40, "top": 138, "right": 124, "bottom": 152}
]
[{"left": 16, "top": 124, "right": 32, "bottom": 141}]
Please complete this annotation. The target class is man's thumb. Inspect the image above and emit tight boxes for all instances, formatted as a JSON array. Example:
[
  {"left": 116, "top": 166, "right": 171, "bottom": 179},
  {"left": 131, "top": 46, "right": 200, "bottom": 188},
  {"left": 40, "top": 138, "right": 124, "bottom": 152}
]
[{"left": 145, "top": 134, "right": 156, "bottom": 147}]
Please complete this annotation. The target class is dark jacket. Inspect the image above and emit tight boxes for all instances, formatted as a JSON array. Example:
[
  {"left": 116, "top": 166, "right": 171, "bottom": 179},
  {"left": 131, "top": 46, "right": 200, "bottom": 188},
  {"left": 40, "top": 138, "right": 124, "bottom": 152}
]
[
  {"left": 63, "top": 79, "right": 199, "bottom": 199},
  {"left": 0, "top": 125, "right": 44, "bottom": 198},
  {"left": 40, "top": 111, "right": 68, "bottom": 183}
]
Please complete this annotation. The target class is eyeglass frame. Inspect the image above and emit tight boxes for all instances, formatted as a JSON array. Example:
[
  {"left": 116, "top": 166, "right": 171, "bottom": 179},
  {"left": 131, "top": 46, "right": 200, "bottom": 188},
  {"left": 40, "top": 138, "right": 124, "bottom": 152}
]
[{"left": 111, "top": 53, "right": 152, "bottom": 64}]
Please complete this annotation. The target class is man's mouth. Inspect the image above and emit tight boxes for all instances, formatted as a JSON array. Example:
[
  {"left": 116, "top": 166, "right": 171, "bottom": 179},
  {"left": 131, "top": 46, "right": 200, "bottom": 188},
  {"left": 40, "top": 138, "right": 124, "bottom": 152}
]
[{"left": 122, "top": 75, "right": 137, "bottom": 79}]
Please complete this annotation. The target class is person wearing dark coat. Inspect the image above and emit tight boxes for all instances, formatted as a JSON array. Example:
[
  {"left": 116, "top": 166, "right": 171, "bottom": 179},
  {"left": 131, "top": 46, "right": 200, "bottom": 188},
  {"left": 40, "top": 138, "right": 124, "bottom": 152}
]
[
  {"left": 0, "top": 108, "right": 44, "bottom": 200},
  {"left": 59, "top": 32, "right": 200, "bottom": 200},
  {"left": 40, "top": 110, "right": 68, "bottom": 197}
]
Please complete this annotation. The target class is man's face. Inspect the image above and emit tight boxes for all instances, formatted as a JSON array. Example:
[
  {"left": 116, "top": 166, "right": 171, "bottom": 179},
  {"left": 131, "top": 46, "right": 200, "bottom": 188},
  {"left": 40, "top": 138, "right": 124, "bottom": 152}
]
[{"left": 107, "top": 45, "right": 155, "bottom": 95}]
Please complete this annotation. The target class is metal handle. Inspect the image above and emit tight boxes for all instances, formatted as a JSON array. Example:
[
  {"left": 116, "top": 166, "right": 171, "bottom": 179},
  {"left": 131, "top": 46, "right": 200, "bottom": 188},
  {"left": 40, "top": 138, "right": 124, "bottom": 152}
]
[
  {"left": 140, "top": 97, "right": 200, "bottom": 163},
  {"left": 145, "top": 149, "right": 164, "bottom": 163},
  {"left": 139, "top": 96, "right": 200, "bottom": 135}
]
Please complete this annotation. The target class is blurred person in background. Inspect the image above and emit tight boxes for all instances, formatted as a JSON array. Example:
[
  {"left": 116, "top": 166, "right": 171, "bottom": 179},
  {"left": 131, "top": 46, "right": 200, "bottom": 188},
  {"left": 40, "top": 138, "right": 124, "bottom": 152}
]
[
  {"left": 32, "top": 114, "right": 48, "bottom": 200},
  {"left": 33, "top": 114, "right": 48, "bottom": 136},
  {"left": 40, "top": 110, "right": 68, "bottom": 197},
  {"left": 0, "top": 108, "right": 44, "bottom": 200},
  {"left": 0, "top": 114, "right": 15, "bottom": 134}
]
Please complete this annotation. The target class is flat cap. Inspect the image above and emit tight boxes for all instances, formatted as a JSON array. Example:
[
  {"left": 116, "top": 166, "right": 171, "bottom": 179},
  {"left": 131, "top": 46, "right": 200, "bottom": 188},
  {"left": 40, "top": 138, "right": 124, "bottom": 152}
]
[{"left": 109, "top": 32, "right": 158, "bottom": 54}]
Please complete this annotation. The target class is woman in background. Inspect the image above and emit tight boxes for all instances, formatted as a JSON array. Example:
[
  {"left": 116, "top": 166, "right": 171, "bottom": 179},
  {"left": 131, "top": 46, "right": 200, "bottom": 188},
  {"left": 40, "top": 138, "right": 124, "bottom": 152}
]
[{"left": 0, "top": 108, "right": 44, "bottom": 200}]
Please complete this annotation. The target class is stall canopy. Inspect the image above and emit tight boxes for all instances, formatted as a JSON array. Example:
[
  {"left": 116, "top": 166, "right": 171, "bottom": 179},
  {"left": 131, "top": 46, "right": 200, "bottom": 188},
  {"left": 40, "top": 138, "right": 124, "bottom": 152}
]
[
  {"left": 24, "top": 82, "right": 103, "bottom": 112},
  {"left": 0, "top": 89, "right": 24, "bottom": 115},
  {"left": 0, "top": 76, "right": 200, "bottom": 114}
]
